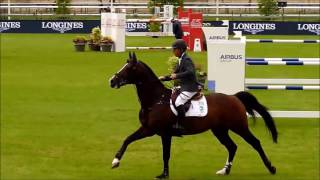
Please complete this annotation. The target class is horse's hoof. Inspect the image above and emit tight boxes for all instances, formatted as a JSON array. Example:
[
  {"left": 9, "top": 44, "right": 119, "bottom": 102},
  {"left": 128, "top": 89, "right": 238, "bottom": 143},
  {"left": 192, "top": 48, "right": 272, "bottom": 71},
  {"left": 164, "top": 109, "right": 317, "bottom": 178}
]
[
  {"left": 154, "top": 173, "right": 169, "bottom": 179},
  {"left": 270, "top": 166, "right": 276, "bottom": 174},
  {"left": 216, "top": 168, "right": 229, "bottom": 175},
  {"left": 111, "top": 158, "right": 120, "bottom": 169}
]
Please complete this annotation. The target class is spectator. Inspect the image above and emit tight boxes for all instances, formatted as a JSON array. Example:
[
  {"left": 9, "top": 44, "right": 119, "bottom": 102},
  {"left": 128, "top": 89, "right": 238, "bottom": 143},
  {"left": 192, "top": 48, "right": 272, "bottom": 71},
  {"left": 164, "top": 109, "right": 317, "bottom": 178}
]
[{"left": 171, "top": 18, "right": 183, "bottom": 39}]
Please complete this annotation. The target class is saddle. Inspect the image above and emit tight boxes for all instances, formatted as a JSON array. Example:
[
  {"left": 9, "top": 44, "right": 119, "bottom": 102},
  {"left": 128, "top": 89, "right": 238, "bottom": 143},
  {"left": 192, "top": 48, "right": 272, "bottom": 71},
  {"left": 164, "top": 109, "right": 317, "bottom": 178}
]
[{"left": 171, "top": 87, "right": 203, "bottom": 112}]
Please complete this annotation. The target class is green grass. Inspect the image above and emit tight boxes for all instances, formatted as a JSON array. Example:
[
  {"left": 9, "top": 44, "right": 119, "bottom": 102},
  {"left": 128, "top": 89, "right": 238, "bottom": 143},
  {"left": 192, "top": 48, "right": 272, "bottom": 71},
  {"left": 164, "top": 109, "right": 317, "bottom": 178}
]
[{"left": 1, "top": 34, "right": 319, "bottom": 180}]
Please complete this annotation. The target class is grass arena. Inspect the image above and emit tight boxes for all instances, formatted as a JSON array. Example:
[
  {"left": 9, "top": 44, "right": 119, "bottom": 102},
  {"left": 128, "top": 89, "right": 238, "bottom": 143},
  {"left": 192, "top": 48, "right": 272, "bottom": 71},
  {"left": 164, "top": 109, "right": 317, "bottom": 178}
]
[{"left": 1, "top": 34, "right": 319, "bottom": 180}]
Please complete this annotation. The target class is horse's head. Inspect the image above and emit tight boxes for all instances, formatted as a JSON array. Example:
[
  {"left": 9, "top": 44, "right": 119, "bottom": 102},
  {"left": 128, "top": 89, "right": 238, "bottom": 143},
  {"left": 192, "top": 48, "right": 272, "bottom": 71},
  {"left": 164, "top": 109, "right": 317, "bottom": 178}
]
[{"left": 109, "top": 52, "right": 141, "bottom": 89}]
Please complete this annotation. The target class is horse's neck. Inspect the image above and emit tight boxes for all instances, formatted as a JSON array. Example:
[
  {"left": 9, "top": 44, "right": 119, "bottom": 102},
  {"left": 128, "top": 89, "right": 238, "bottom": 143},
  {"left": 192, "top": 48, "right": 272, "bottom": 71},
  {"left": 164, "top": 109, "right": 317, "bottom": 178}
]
[
  {"left": 136, "top": 61, "right": 171, "bottom": 109},
  {"left": 136, "top": 82, "right": 170, "bottom": 109}
]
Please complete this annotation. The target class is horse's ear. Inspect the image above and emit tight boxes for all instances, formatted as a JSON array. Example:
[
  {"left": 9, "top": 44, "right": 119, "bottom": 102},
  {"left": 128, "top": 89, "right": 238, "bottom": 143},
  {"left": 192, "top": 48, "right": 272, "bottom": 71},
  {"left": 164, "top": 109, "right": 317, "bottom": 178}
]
[
  {"left": 132, "top": 52, "right": 137, "bottom": 63},
  {"left": 129, "top": 52, "right": 132, "bottom": 59}
]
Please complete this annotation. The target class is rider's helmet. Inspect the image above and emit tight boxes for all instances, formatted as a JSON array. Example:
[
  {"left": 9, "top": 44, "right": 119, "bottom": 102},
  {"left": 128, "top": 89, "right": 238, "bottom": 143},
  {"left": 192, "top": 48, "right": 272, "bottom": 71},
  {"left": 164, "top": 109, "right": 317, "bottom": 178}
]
[{"left": 172, "top": 39, "right": 187, "bottom": 52}]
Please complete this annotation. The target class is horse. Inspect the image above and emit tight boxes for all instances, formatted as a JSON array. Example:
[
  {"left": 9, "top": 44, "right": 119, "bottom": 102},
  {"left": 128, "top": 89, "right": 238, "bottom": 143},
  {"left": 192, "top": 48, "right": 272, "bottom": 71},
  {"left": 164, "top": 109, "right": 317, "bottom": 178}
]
[{"left": 109, "top": 52, "right": 278, "bottom": 179}]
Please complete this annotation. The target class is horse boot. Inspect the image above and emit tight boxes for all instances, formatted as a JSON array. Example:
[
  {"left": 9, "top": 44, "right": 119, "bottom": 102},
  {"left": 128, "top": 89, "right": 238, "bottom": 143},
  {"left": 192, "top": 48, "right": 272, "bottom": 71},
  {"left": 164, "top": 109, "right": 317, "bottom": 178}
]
[{"left": 174, "top": 105, "right": 185, "bottom": 129}]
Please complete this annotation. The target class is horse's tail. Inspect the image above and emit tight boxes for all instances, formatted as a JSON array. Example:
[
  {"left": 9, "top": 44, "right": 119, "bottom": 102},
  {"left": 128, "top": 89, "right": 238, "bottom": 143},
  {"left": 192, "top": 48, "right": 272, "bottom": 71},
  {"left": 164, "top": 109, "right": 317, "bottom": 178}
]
[{"left": 234, "top": 91, "right": 278, "bottom": 143}]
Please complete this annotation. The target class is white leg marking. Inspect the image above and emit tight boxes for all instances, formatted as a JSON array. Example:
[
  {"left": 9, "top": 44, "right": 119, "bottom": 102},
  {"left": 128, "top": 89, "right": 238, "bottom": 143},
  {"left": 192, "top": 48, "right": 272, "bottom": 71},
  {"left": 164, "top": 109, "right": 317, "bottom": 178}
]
[
  {"left": 112, "top": 158, "right": 120, "bottom": 168},
  {"left": 216, "top": 168, "right": 227, "bottom": 175},
  {"left": 216, "top": 159, "right": 232, "bottom": 175}
]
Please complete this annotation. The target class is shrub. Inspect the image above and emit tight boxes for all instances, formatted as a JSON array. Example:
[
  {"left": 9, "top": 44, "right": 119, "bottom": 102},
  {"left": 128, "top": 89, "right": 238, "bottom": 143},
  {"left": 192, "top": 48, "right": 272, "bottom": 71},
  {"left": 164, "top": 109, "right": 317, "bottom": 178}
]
[
  {"left": 88, "top": 27, "right": 102, "bottom": 44},
  {"left": 148, "top": 21, "right": 161, "bottom": 32},
  {"left": 167, "top": 56, "right": 179, "bottom": 72},
  {"left": 73, "top": 36, "right": 87, "bottom": 44},
  {"left": 195, "top": 63, "right": 207, "bottom": 89},
  {"left": 165, "top": 56, "right": 207, "bottom": 89}
]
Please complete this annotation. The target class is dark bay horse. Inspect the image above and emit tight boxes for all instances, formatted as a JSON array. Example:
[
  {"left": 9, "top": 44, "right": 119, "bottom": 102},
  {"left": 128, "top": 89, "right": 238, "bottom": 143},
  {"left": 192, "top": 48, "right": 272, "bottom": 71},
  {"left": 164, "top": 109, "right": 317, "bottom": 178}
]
[{"left": 109, "top": 52, "right": 278, "bottom": 179}]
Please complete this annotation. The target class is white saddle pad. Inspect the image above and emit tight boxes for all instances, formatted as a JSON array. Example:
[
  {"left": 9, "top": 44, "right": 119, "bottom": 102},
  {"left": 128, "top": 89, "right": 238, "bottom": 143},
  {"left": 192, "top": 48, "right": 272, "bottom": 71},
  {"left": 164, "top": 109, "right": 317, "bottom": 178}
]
[{"left": 170, "top": 96, "right": 208, "bottom": 117}]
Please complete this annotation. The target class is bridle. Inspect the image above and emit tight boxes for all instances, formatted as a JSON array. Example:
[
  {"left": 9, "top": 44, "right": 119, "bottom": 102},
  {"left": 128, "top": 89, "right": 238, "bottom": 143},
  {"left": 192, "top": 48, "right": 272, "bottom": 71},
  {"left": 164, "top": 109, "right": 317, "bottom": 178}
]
[
  {"left": 112, "top": 72, "right": 129, "bottom": 88},
  {"left": 113, "top": 61, "right": 162, "bottom": 87},
  {"left": 111, "top": 60, "right": 171, "bottom": 109}
]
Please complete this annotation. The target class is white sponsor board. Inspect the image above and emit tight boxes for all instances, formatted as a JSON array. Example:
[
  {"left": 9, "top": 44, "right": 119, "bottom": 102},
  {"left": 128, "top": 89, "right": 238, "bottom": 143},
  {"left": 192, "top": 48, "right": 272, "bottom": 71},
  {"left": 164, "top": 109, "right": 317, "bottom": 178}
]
[
  {"left": 206, "top": 39, "right": 246, "bottom": 95},
  {"left": 202, "top": 20, "right": 229, "bottom": 42},
  {"left": 101, "top": 13, "right": 126, "bottom": 52},
  {"left": 202, "top": 26, "right": 229, "bottom": 42}
]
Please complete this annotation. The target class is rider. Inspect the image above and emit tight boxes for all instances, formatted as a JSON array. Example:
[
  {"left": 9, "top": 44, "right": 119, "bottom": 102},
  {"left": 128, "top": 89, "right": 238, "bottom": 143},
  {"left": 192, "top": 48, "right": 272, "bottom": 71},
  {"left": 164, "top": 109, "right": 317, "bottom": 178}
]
[{"left": 160, "top": 39, "right": 198, "bottom": 123}]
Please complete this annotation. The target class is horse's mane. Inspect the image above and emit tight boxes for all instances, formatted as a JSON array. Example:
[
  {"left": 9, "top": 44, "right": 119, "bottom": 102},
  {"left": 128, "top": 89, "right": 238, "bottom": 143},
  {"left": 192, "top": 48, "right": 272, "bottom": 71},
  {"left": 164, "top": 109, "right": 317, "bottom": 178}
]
[
  {"left": 138, "top": 61, "right": 172, "bottom": 92},
  {"left": 138, "top": 61, "right": 162, "bottom": 82}
]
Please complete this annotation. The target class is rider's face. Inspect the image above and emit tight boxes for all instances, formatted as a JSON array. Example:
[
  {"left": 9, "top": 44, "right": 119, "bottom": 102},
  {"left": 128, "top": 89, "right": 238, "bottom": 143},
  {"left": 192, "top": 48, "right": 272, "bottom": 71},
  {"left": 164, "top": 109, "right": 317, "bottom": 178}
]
[{"left": 173, "top": 48, "right": 182, "bottom": 58}]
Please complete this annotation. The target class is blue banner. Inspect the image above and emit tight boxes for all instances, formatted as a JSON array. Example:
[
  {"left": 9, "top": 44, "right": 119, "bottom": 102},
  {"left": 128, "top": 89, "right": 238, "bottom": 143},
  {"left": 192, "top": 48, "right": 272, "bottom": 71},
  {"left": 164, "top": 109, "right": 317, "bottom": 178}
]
[
  {"left": 0, "top": 20, "right": 319, "bottom": 35},
  {"left": 229, "top": 21, "right": 320, "bottom": 35},
  {"left": 126, "top": 21, "right": 149, "bottom": 32},
  {"left": 0, "top": 20, "right": 98, "bottom": 33}
]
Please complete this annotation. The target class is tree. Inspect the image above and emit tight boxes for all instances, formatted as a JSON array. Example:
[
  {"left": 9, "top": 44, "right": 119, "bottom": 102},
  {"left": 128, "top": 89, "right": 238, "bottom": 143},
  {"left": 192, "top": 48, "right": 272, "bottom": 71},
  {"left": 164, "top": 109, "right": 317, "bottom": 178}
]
[
  {"left": 55, "top": 0, "right": 71, "bottom": 15},
  {"left": 148, "top": 0, "right": 184, "bottom": 15},
  {"left": 148, "top": 0, "right": 184, "bottom": 7},
  {"left": 257, "top": 0, "right": 279, "bottom": 17}
]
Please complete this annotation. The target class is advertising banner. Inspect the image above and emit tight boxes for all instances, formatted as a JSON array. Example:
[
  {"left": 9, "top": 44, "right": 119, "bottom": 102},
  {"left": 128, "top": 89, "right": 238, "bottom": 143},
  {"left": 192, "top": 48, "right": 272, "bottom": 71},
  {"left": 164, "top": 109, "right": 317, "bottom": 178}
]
[
  {"left": 229, "top": 21, "right": 320, "bottom": 35},
  {"left": 0, "top": 20, "right": 319, "bottom": 35}
]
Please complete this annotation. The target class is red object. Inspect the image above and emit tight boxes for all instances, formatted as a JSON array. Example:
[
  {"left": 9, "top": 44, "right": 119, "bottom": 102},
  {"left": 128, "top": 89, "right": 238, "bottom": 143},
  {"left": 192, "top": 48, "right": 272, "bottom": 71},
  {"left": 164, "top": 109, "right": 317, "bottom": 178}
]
[{"left": 178, "top": 8, "right": 203, "bottom": 51}]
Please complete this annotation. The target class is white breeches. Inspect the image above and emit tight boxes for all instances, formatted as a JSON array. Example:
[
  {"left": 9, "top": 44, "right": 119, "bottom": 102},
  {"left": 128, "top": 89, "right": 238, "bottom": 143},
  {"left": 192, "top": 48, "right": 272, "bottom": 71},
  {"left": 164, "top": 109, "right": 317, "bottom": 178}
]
[{"left": 175, "top": 91, "right": 197, "bottom": 107}]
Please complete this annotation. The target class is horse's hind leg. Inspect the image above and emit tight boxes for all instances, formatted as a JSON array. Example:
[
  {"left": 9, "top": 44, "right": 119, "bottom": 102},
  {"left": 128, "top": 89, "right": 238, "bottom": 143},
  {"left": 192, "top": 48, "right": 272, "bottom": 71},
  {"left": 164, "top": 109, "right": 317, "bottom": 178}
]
[
  {"left": 237, "top": 129, "right": 276, "bottom": 174},
  {"left": 211, "top": 129, "right": 237, "bottom": 175}
]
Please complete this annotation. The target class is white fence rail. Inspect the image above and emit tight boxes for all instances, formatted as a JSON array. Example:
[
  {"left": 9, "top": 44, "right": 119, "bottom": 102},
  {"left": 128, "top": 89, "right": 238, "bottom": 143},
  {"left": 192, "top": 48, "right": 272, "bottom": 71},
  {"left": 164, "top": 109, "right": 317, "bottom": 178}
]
[
  {"left": 2, "top": 5, "right": 319, "bottom": 9},
  {"left": 1, "top": 2, "right": 319, "bottom": 17},
  {"left": 255, "top": 111, "right": 320, "bottom": 118},
  {"left": 245, "top": 78, "right": 320, "bottom": 85}
]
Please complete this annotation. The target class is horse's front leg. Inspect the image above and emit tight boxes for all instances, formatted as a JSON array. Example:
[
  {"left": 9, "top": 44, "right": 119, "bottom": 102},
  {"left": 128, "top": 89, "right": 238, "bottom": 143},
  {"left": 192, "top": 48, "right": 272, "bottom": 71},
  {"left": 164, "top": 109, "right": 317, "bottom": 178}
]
[
  {"left": 155, "top": 135, "right": 172, "bottom": 179},
  {"left": 112, "top": 126, "right": 154, "bottom": 168}
]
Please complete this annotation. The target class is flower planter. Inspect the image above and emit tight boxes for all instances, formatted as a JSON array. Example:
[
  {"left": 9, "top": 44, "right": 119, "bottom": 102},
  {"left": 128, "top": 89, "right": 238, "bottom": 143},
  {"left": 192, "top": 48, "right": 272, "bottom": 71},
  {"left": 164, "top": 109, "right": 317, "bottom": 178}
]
[
  {"left": 100, "top": 43, "right": 113, "bottom": 52},
  {"left": 88, "top": 43, "right": 100, "bottom": 51},
  {"left": 74, "top": 43, "right": 86, "bottom": 52}
]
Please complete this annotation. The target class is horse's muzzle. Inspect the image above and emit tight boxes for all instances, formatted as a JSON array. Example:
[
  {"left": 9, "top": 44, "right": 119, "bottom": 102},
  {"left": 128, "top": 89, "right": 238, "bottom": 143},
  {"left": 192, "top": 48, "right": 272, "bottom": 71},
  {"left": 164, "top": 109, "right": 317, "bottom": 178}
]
[
  {"left": 109, "top": 75, "right": 119, "bottom": 89},
  {"left": 109, "top": 75, "right": 128, "bottom": 89}
]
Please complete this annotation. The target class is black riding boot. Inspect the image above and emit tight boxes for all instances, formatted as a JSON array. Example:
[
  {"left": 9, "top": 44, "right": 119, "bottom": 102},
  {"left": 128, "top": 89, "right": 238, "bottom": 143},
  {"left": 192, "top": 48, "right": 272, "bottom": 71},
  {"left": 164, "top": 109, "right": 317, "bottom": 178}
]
[
  {"left": 174, "top": 105, "right": 185, "bottom": 129},
  {"left": 176, "top": 105, "right": 185, "bottom": 119}
]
